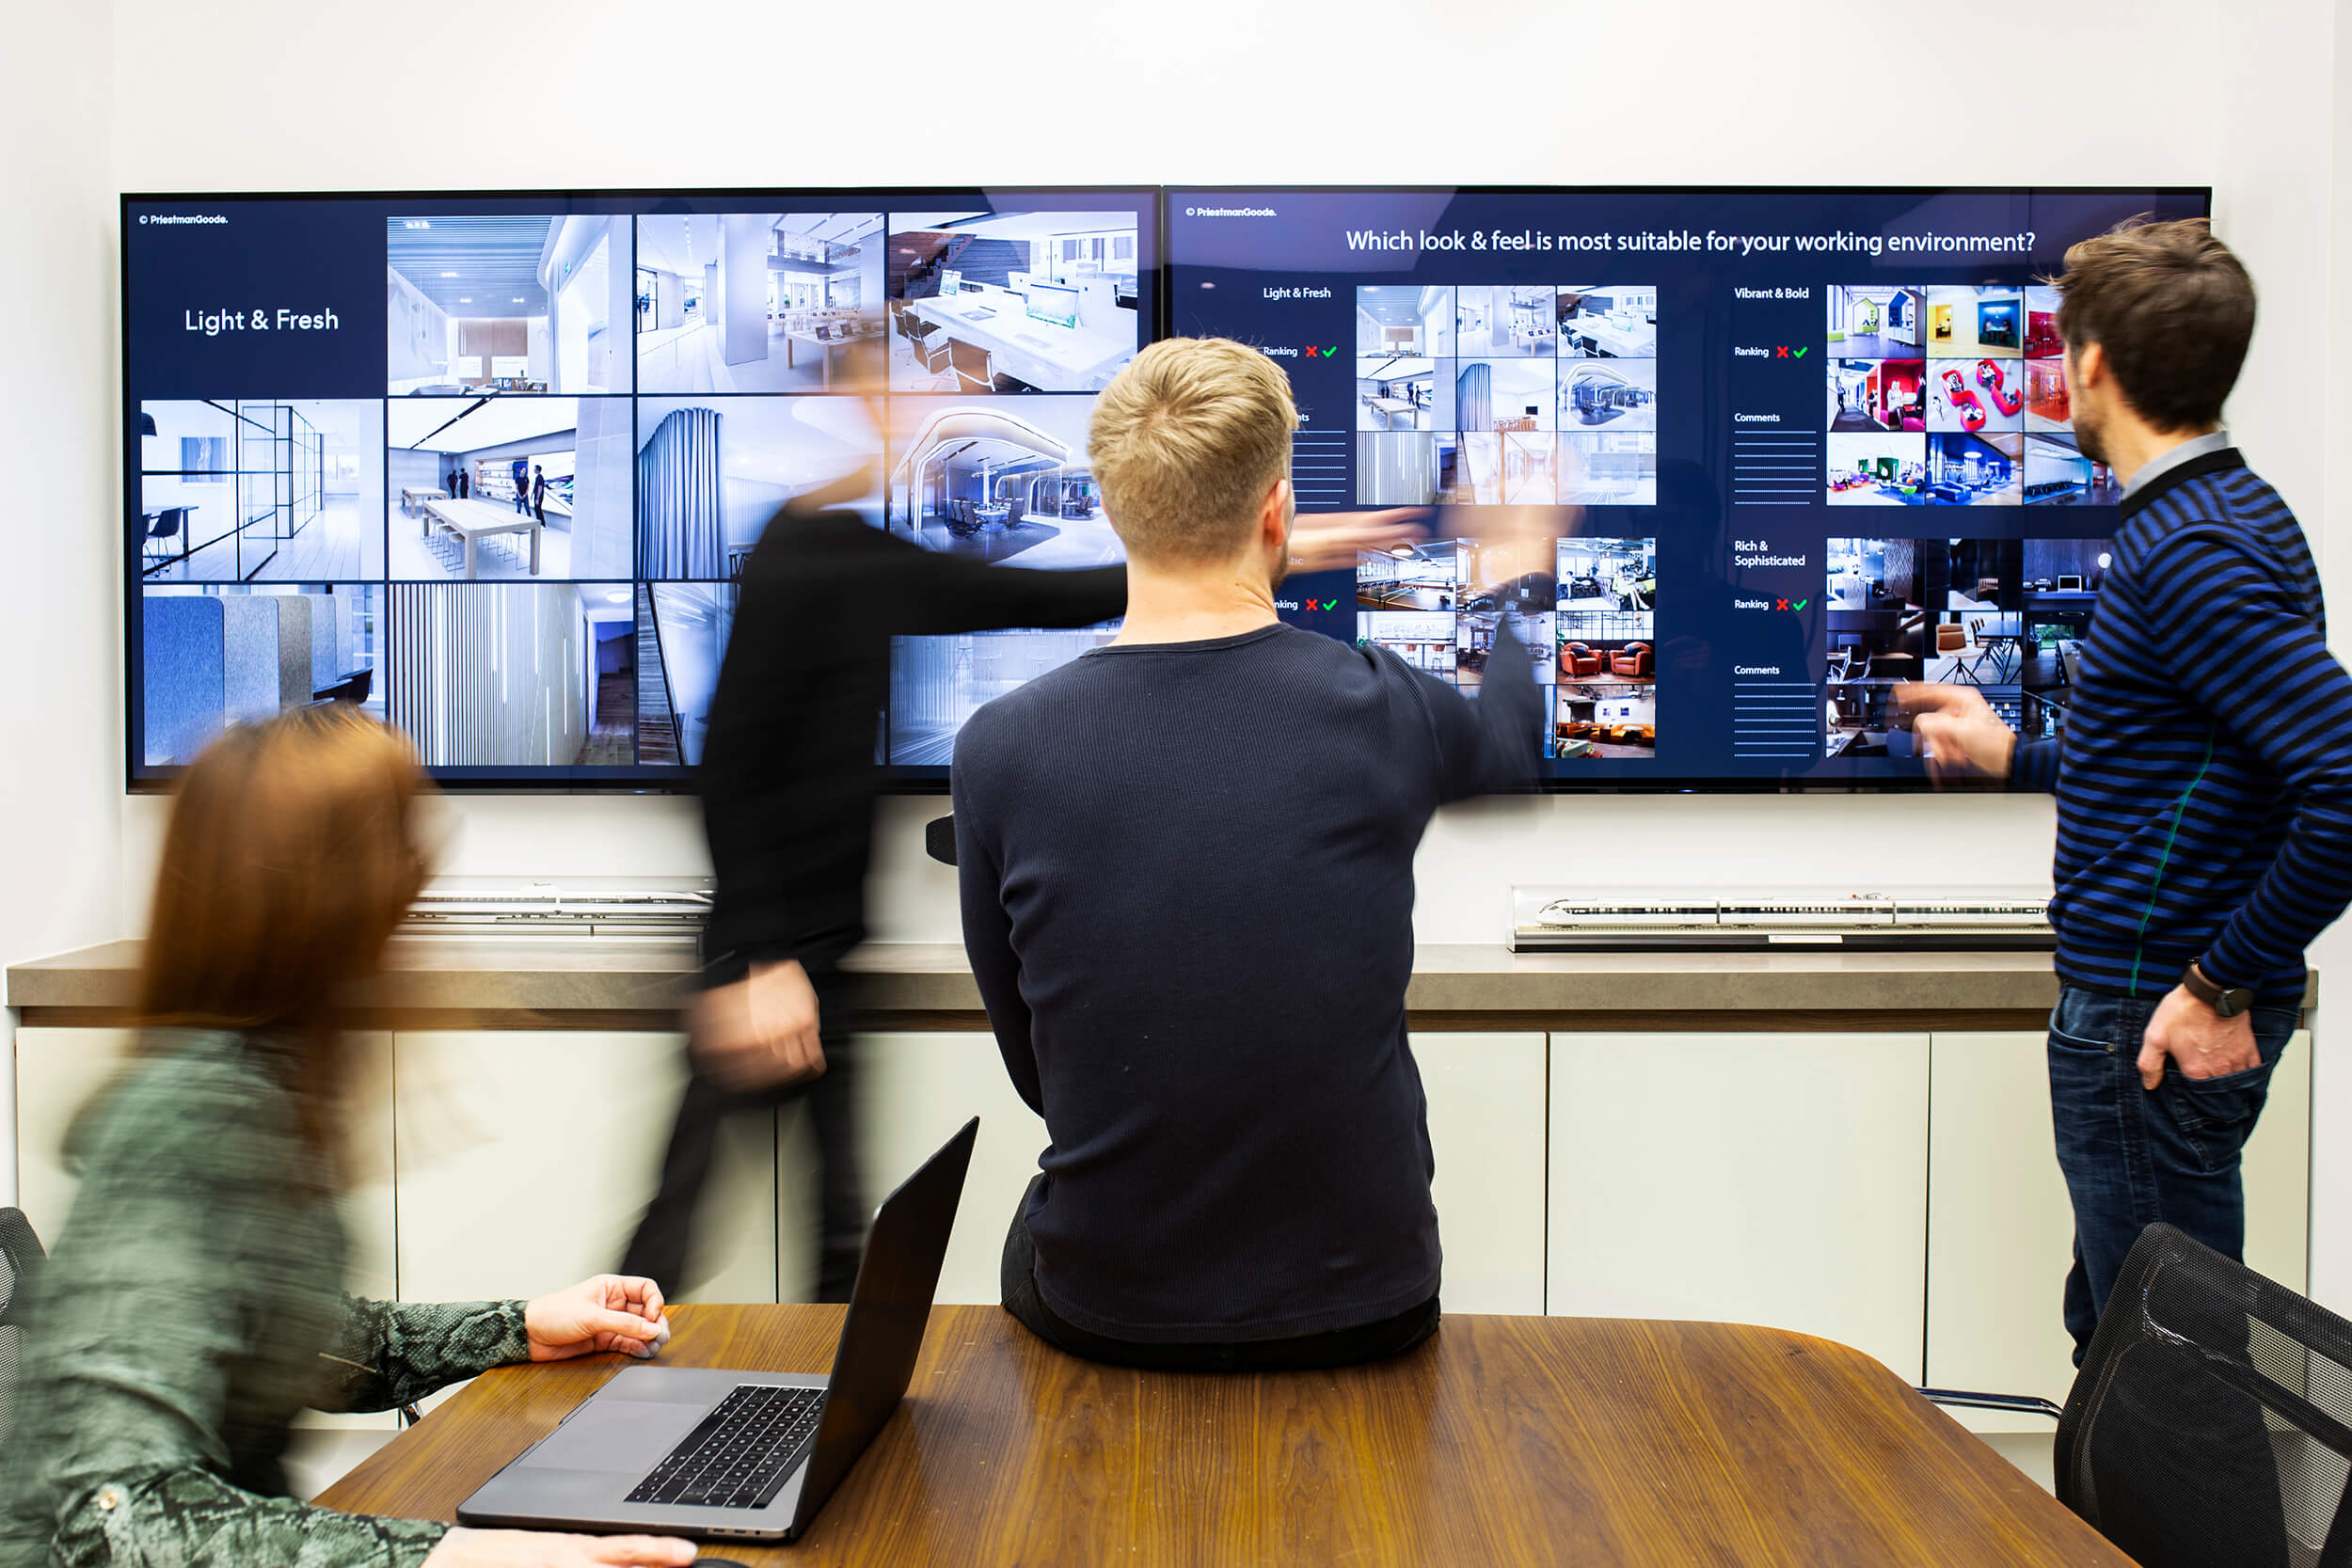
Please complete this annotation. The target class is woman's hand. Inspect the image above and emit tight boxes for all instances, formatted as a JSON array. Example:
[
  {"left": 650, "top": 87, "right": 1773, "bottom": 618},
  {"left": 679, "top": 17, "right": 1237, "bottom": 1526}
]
[
  {"left": 524, "top": 1275, "right": 672, "bottom": 1363},
  {"left": 424, "top": 1527, "right": 696, "bottom": 1566}
]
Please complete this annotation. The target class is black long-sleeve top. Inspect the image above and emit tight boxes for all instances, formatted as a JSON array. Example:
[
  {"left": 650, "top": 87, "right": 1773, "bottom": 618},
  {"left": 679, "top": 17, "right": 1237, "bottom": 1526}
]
[
  {"left": 696, "top": 507, "right": 1125, "bottom": 976},
  {"left": 951, "top": 621, "right": 1541, "bottom": 1341}
]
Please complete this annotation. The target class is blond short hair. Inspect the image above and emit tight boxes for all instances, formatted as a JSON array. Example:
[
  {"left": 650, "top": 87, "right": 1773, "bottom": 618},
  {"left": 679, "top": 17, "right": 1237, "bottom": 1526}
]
[{"left": 1089, "top": 338, "right": 1295, "bottom": 562}]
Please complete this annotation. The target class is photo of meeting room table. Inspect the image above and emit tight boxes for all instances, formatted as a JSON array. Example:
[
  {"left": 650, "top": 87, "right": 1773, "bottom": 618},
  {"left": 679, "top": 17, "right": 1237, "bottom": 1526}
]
[
  {"left": 415, "top": 493, "right": 543, "bottom": 578},
  {"left": 388, "top": 397, "right": 631, "bottom": 580}
]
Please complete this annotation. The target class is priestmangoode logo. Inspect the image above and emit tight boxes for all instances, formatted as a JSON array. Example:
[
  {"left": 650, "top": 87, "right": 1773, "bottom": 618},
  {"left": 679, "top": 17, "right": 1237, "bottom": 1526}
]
[
  {"left": 1184, "top": 205, "right": 1277, "bottom": 217},
  {"left": 139, "top": 214, "right": 229, "bottom": 226}
]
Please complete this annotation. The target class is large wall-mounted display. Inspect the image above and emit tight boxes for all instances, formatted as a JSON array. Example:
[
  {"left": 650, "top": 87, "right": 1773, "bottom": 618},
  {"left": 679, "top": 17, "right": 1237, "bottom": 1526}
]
[
  {"left": 1168, "top": 186, "right": 2208, "bottom": 785},
  {"left": 125, "top": 186, "right": 2202, "bottom": 789},
  {"left": 122, "top": 189, "right": 1155, "bottom": 784}
]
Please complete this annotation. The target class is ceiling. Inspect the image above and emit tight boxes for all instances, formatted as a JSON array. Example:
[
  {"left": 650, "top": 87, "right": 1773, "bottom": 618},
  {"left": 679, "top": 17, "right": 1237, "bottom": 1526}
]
[
  {"left": 1355, "top": 285, "right": 1448, "bottom": 328},
  {"left": 636, "top": 213, "right": 882, "bottom": 277},
  {"left": 889, "top": 210, "right": 1135, "bottom": 245},
  {"left": 388, "top": 397, "right": 579, "bottom": 455},
  {"left": 387, "top": 214, "right": 555, "bottom": 317}
]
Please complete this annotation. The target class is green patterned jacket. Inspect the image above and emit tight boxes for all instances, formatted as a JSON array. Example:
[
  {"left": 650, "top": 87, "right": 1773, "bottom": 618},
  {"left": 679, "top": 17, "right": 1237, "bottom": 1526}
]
[{"left": 0, "top": 1031, "right": 531, "bottom": 1567}]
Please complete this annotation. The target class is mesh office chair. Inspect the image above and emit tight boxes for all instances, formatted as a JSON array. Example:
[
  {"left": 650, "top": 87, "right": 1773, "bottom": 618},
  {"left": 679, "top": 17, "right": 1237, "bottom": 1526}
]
[
  {"left": 2054, "top": 1224, "right": 2352, "bottom": 1567},
  {"left": 0, "top": 1207, "right": 46, "bottom": 1448}
]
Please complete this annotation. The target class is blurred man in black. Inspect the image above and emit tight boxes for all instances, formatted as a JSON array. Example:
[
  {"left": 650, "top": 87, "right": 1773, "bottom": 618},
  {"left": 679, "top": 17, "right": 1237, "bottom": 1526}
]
[{"left": 619, "top": 436, "right": 1424, "bottom": 1301}]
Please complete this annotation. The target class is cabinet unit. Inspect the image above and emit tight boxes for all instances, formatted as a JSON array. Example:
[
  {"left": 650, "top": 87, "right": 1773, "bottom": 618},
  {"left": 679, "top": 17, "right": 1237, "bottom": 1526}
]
[
  {"left": 1416, "top": 1032, "right": 1548, "bottom": 1314},
  {"left": 1547, "top": 1032, "right": 1932, "bottom": 1382},
  {"left": 853, "top": 1032, "right": 1549, "bottom": 1316},
  {"left": 1924, "top": 1029, "right": 2313, "bottom": 1431},
  {"left": 855, "top": 1033, "right": 1047, "bottom": 1307},
  {"left": 391, "top": 1032, "right": 777, "bottom": 1309}
]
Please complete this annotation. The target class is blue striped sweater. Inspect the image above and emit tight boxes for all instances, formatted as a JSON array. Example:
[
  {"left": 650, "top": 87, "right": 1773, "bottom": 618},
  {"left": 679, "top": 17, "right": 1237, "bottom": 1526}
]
[{"left": 2013, "top": 449, "right": 2352, "bottom": 1001}]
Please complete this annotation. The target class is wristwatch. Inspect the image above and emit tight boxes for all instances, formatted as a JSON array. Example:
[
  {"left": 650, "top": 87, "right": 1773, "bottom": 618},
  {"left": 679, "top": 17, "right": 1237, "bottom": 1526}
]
[{"left": 2181, "top": 959, "right": 2254, "bottom": 1019}]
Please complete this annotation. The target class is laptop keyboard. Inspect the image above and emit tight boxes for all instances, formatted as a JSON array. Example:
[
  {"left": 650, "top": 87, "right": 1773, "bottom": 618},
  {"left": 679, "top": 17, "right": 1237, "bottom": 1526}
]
[{"left": 624, "top": 1384, "right": 825, "bottom": 1510}]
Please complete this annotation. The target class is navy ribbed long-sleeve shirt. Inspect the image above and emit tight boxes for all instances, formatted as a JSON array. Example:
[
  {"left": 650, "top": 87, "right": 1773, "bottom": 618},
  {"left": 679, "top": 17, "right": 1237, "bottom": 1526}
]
[
  {"left": 952, "top": 620, "right": 1540, "bottom": 1342},
  {"left": 2013, "top": 449, "right": 2352, "bottom": 1001}
]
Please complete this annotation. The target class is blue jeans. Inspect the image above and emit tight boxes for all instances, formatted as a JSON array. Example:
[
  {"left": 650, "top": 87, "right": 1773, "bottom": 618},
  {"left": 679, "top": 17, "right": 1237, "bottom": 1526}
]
[{"left": 2047, "top": 982, "right": 2296, "bottom": 1364}]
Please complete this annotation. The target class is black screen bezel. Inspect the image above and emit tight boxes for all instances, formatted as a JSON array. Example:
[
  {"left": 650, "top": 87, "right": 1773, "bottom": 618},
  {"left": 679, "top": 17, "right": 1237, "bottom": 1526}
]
[{"left": 119, "top": 182, "right": 2208, "bottom": 795}]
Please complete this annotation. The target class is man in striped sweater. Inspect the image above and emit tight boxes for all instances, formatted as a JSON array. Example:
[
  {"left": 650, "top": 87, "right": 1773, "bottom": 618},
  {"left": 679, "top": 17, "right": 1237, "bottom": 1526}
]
[{"left": 1906, "top": 220, "right": 2352, "bottom": 1361}]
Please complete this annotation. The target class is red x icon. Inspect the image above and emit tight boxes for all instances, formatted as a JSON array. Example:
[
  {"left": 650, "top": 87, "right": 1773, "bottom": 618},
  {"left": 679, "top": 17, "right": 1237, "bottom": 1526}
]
[
  {"left": 1303, "top": 345, "right": 1317, "bottom": 356},
  {"left": 1776, "top": 597, "right": 1788, "bottom": 610},
  {"left": 1775, "top": 345, "right": 1789, "bottom": 357}
]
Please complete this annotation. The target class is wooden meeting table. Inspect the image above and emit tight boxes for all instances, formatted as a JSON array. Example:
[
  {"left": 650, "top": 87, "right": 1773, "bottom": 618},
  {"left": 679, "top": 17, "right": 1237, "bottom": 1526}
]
[{"left": 318, "top": 1304, "right": 2126, "bottom": 1566}]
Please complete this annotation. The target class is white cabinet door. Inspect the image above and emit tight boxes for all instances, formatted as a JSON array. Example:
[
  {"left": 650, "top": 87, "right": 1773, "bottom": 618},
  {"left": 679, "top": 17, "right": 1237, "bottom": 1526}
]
[
  {"left": 855, "top": 1031, "right": 1548, "bottom": 1317},
  {"left": 1925, "top": 1029, "right": 2312, "bottom": 1432},
  {"left": 15, "top": 1028, "right": 400, "bottom": 1430},
  {"left": 1548, "top": 1032, "right": 1931, "bottom": 1382},
  {"left": 855, "top": 1033, "right": 1043, "bottom": 1307},
  {"left": 1414, "top": 1033, "right": 1546, "bottom": 1315},
  {"left": 392, "top": 1032, "right": 776, "bottom": 1309}
]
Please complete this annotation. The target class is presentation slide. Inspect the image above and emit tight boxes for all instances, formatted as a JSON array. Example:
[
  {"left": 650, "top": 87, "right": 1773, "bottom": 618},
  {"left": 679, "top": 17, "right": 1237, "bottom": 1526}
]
[
  {"left": 120, "top": 188, "right": 1156, "bottom": 784},
  {"left": 1167, "top": 186, "right": 2206, "bottom": 784}
]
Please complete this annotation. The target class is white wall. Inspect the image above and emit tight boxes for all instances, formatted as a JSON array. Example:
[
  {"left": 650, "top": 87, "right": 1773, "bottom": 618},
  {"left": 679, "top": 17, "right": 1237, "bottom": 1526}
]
[
  {"left": 0, "top": 3, "right": 121, "bottom": 1206},
  {"left": 33, "top": 0, "right": 2344, "bottom": 1300}
]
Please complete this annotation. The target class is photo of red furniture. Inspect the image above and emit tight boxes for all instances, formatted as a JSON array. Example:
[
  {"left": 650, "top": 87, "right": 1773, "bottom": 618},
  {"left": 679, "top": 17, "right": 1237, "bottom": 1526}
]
[
  {"left": 1976, "top": 359, "right": 2024, "bottom": 417},
  {"left": 1610, "top": 641, "right": 1653, "bottom": 678},
  {"left": 1940, "top": 368, "right": 1987, "bottom": 432},
  {"left": 1561, "top": 642, "right": 1604, "bottom": 677}
]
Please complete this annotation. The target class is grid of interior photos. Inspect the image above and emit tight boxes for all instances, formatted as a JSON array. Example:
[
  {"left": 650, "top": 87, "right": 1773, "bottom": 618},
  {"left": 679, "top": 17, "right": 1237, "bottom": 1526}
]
[
  {"left": 135, "top": 206, "right": 1143, "bottom": 772},
  {"left": 1353, "top": 285, "right": 1659, "bottom": 509},
  {"left": 1823, "top": 285, "right": 2117, "bottom": 507},
  {"left": 1824, "top": 534, "right": 2113, "bottom": 758},
  {"left": 1359, "top": 535, "right": 1657, "bottom": 759}
]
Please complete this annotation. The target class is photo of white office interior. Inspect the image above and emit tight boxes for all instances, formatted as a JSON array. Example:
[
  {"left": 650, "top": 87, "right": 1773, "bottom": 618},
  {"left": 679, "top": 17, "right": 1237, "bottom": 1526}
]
[
  {"left": 141, "top": 583, "right": 381, "bottom": 766},
  {"left": 1355, "top": 286, "right": 1455, "bottom": 357},
  {"left": 387, "top": 214, "right": 629, "bottom": 395},
  {"left": 636, "top": 581, "right": 737, "bottom": 766},
  {"left": 636, "top": 396, "right": 883, "bottom": 579},
  {"left": 387, "top": 398, "right": 632, "bottom": 579},
  {"left": 387, "top": 580, "right": 636, "bottom": 767},
  {"left": 1556, "top": 285, "right": 1657, "bottom": 358},
  {"left": 137, "top": 400, "right": 385, "bottom": 582},
  {"left": 887, "top": 212, "right": 1139, "bottom": 392},
  {"left": 885, "top": 398, "right": 1120, "bottom": 568},
  {"left": 887, "top": 626, "right": 1119, "bottom": 767},
  {"left": 635, "top": 214, "right": 886, "bottom": 395},
  {"left": 1457, "top": 286, "right": 1558, "bottom": 355},
  {"left": 1357, "top": 357, "right": 1452, "bottom": 431}
]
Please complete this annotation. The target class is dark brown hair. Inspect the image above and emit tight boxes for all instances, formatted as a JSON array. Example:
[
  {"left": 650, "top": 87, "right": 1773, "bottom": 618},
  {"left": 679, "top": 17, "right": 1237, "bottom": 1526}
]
[
  {"left": 2055, "top": 217, "right": 2255, "bottom": 432},
  {"left": 134, "top": 705, "right": 429, "bottom": 1150}
]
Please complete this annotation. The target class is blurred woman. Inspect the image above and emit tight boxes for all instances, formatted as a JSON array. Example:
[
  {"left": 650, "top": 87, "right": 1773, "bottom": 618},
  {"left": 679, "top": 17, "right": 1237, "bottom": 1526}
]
[{"left": 0, "top": 707, "right": 696, "bottom": 1568}]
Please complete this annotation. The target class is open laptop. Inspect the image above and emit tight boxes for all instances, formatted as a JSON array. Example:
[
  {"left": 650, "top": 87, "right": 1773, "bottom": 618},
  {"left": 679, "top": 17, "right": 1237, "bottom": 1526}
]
[{"left": 456, "top": 1117, "right": 977, "bottom": 1545}]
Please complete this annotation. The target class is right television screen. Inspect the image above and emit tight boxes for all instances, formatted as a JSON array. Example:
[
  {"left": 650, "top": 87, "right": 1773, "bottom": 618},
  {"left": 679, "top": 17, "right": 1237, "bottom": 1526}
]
[{"left": 1168, "top": 185, "right": 2208, "bottom": 786}]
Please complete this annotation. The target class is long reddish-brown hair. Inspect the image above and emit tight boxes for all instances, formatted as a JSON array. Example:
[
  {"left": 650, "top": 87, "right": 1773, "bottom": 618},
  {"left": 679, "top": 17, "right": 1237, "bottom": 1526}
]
[{"left": 133, "top": 705, "right": 430, "bottom": 1150}]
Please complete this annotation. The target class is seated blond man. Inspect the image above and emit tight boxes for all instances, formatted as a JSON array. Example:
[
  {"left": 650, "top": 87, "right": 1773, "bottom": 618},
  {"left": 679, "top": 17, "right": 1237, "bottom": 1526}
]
[{"left": 952, "top": 337, "right": 1549, "bottom": 1370}]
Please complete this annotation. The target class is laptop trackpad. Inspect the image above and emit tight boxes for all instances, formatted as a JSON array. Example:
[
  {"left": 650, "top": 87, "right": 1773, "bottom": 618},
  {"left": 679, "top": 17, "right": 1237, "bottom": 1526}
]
[{"left": 521, "top": 1400, "right": 707, "bottom": 1474}]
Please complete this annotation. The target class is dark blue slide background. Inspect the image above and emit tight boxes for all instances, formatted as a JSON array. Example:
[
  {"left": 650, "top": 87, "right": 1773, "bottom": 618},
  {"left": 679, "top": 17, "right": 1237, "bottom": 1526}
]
[{"left": 1170, "top": 187, "right": 2208, "bottom": 787}]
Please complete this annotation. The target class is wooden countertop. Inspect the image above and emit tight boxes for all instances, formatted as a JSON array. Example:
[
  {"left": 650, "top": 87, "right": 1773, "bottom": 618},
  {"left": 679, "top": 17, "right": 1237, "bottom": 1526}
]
[{"left": 16, "top": 937, "right": 2294, "bottom": 1032}]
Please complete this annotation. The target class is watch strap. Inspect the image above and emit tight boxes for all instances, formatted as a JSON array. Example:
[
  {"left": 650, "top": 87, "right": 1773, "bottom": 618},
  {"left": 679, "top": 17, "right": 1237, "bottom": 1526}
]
[{"left": 2182, "top": 960, "right": 2253, "bottom": 1018}]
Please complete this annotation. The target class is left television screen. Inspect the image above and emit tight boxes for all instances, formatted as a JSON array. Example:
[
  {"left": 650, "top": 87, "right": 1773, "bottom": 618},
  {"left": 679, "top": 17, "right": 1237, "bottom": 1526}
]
[{"left": 122, "top": 189, "right": 1158, "bottom": 785}]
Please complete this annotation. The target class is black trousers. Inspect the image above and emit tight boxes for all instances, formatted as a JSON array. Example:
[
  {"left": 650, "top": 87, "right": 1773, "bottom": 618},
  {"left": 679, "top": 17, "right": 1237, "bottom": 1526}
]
[
  {"left": 621, "top": 969, "right": 866, "bottom": 1302},
  {"left": 998, "top": 1177, "right": 1440, "bottom": 1372}
]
